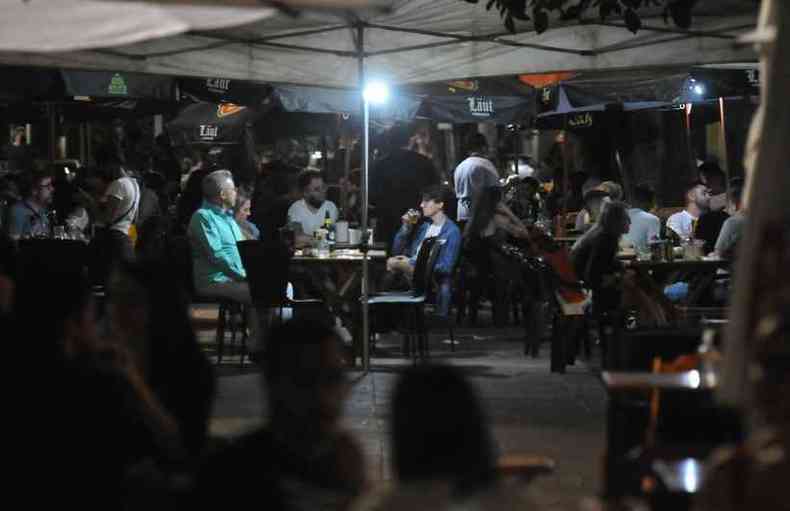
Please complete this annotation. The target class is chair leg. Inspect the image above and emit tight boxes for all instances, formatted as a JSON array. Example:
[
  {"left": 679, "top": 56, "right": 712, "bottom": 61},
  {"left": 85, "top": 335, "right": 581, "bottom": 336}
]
[
  {"left": 216, "top": 303, "right": 227, "bottom": 365},
  {"left": 411, "top": 306, "right": 420, "bottom": 365},
  {"left": 512, "top": 295, "right": 521, "bottom": 326},
  {"left": 228, "top": 306, "right": 238, "bottom": 356},
  {"left": 550, "top": 313, "right": 566, "bottom": 374},
  {"left": 239, "top": 306, "right": 249, "bottom": 368},
  {"left": 416, "top": 305, "right": 429, "bottom": 360}
]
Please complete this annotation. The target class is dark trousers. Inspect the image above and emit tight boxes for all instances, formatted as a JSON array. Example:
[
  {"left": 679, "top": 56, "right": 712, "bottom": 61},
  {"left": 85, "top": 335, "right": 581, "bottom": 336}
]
[{"left": 90, "top": 228, "right": 135, "bottom": 285}]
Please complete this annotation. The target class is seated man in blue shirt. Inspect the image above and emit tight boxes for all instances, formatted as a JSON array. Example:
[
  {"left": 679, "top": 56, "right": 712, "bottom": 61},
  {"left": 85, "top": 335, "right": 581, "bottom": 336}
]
[
  {"left": 188, "top": 170, "right": 261, "bottom": 351},
  {"left": 387, "top": 186, "right": 461, "bottom": 317},
  {"left": 8, "top": 168, "right": 54, "bottom": 240}
]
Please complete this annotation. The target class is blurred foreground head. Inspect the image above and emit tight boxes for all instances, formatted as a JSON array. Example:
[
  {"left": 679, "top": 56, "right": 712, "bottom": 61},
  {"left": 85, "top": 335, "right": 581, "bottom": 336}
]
[
  {"left": 391, "top": 364, "right": 496, "bottom": 495},
  {"left": 263, "top": 320, "right": 348, "bottom": 435}
]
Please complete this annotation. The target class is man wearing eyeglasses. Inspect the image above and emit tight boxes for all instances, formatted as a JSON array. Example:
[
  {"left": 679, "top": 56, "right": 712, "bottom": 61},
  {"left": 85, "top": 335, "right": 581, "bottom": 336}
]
[{"left": 8, "top": 168, "right": 54, "bottom": 240}]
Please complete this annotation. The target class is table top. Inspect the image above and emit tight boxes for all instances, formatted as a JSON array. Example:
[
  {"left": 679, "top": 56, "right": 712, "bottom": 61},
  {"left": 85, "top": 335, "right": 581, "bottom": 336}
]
[
  {"left": 292, "top": 249, "right": 387, "bottom": 262},
  {"left": 602, "top": 370, "right": 717, "bottom": 391}
]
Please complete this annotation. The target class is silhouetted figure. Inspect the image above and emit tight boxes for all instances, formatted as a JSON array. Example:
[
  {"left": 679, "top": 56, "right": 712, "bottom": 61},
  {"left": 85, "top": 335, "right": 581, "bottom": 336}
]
[
  {"left": 371, "top": 124, "right": 439, "bottom": 249},
  {"left": 391, "top": 364, "right": 497, "bottom": 495},
  {"left": 18, "top": 267, "right": 184, "bottom": 510},
  {"left": 107, "top": 262, "right": 216, "bottom": 459},
  {"left": 194, "top": 320, "right": 364, "bottom": 510}
]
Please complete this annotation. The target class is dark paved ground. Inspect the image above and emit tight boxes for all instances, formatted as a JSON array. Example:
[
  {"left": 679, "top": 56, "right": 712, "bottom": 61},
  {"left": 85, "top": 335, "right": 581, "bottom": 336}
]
[{"left": 196, "top": 311, "right": 607, "bottom": 510}]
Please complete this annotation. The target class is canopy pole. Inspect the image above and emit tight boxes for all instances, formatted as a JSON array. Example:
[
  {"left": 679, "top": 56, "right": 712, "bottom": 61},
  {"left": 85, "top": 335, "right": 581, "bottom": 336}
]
[
  {"left": 358, "top": 23, "right": 370, "bottom": 374},
  {"left": 558, "top": 123, "right": 569, "bottom": 237},
  {"left": 718, "top": 97, "right": 731, "bottom": 198}
]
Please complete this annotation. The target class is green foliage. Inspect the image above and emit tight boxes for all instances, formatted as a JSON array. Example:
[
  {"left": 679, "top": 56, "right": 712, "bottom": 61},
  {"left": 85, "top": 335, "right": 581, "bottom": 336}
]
[{"left": 462, "top": 0, "right": 699, "bottom": 34}]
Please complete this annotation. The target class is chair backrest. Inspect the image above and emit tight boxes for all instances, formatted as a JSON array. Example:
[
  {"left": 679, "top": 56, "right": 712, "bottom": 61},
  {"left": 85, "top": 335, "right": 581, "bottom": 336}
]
[
  {"left": 411, "top": 236, "right": 443, "bottom": 297},
  {"left": 167, "top": 235, "right": 196, "bottom": 297},
  {"left": 237, "top": 239, "right": 291, "bottom": 307}
]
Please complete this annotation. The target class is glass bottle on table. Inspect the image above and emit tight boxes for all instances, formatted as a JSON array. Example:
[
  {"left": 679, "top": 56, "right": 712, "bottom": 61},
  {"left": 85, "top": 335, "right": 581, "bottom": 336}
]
[{"left": 324, "top": 210, "right": 336, "bottom": 251}]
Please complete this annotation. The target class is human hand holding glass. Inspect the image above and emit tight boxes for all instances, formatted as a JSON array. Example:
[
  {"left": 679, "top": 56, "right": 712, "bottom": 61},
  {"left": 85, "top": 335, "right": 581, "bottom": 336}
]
[{"left": 401, "top": 208, "right": 420, "bottom": 228}]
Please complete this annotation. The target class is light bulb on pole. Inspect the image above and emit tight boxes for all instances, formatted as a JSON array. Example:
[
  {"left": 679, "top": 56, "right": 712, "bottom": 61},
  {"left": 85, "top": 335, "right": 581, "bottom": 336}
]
[{"left": 363, "top": 80, "right": 390, "bottom": 105}]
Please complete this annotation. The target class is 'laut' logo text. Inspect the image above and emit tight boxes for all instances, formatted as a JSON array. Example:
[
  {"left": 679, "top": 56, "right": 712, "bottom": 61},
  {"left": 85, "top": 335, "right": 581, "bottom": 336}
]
[{"left": 467, "top": 97, "right": 494, "bottom": 117}]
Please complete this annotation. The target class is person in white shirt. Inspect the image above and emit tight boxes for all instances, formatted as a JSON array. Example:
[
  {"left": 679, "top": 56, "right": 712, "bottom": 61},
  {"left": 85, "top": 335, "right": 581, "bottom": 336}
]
[
  {"left": 453, "top": 133, "right": 500, "bottom": 223},
  {"left": 89, "top": 164, "right": 140, "bottom": 285},
  {"left": 623, "top": 184, "right": 661, "bottom": 253},
  {"left": 287, "top": 169, "right": 338, "bottom": 247},
  {"left": 285, "top": 170, "right": 348, "bottom": 341},
  {"left": 666, "top": 183, "right": 710, "bottom": 240},
  {"left": 101, "top": 165, "right": 140, "bottom": 258}
]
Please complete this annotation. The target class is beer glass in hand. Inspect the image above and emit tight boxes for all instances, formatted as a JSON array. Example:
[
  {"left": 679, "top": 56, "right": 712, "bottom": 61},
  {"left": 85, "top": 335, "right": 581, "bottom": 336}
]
[{"left": 402, "top": 208, "right": 420, "bottom": 228}]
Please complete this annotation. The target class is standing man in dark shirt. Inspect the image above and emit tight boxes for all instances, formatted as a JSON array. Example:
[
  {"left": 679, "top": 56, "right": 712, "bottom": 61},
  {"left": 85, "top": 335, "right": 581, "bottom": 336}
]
[{"left": 370, "top": 124, "right": 439, "bottom": 250}]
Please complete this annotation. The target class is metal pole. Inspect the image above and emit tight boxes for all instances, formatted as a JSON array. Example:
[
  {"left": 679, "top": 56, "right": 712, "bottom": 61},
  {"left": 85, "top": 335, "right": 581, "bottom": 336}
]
[
  {"left": 718, "top": 97, "right": 731, "bottom": 199},
  {"left": 358, "top": 23, "right": 370, "bottom": 373},
  {"left": 558, "top": 121, "right": 570, "bottom": 237}
]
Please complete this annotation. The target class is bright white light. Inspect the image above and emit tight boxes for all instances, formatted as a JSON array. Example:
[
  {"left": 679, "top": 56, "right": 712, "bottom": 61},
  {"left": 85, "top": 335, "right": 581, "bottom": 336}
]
[
  {"left": 363, "top": 81, "right": 390, "bottom": 105},
  {"left": 311, "top": 151, "right": 323, "bottom": 159},
  {"left": 680, "top": 459, "right": 701, "bottom": 493},
  {"left": 693, "top": 84, "right": 705, "bottom": 96},
  {"left": 686, "top": 370, "right": 701, "bottom": 389}
]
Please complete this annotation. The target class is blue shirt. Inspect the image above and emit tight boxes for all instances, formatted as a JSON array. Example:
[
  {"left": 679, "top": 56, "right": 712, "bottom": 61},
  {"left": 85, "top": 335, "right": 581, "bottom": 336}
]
[
  {"left": 188, "top": 201, "right": 246, "bottom": 288},
  {"left": 8, "top": 200, "right": 49, "bottom": 239},
  {"left": 392, "top": 218, "right": 462, "bottom": 275}
]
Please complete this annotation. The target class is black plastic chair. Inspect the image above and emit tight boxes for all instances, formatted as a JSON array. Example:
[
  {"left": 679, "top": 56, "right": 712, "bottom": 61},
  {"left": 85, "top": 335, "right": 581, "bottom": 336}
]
[
  {"left": 237, "top": 240, "right": 324, "bottom": 359},
  {"left": 367, "top": 236, "right": 443, "bottom": 364},
  {"left": 169, "top": 235, "right": 245, "bottom": 366}
]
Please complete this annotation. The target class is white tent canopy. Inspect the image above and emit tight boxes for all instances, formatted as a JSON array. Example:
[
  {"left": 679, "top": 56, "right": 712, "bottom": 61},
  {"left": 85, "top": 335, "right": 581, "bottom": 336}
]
[{"left": 0, "top": 0, "right": 757, "bottom": 86}]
